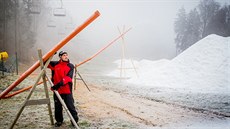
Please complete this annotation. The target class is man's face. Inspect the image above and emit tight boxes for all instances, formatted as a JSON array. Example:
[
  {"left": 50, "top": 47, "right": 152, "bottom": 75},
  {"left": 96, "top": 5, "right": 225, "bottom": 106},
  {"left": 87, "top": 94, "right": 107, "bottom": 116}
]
[{"left": 60, "top": 53, "right": 68, "bottom": 61}]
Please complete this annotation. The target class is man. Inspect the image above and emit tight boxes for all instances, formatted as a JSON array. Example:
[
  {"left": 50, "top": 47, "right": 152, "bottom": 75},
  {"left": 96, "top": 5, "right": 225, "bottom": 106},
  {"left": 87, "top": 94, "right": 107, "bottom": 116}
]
[{"left": 48, "top": 51, "right": 79, "bottom": 127}]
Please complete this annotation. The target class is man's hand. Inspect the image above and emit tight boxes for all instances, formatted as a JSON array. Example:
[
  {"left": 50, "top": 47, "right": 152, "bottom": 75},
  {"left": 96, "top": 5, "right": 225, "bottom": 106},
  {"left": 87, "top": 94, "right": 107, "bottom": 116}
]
[
  {"left": 51, "top": 85, "right": 60, "bottom": 90},
  {"left": 51, "top": 81, "right": 63, "bottom": 90}
]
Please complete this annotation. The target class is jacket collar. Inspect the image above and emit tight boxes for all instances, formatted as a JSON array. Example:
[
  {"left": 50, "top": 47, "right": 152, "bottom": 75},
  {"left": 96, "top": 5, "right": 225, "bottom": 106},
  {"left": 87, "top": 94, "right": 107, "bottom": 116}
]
[{"left": 59, "top": 59, "right": 70, "bottom": 64}]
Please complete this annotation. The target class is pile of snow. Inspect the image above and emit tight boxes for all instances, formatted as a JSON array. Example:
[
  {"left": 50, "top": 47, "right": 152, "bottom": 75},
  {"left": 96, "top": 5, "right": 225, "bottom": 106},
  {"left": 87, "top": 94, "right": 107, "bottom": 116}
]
[
  {"left": 107, "top": 59, "right": 140, "bottom": 78},
  {"left": 108, "top": 34, "right": 230, "bottom": 94}
]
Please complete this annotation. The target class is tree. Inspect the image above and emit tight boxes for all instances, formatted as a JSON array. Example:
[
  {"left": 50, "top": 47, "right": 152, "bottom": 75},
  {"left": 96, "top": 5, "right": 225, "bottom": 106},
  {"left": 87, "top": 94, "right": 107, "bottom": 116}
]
[
  {"left": 223, "top": 5, "right": 230, "bottom": 36},
  {"left": 174, "top": 8, "right": 202, "bottom": 54},
  {"left": 206, "top": 5, "right": 228, "bottom": 36},
  {"left": 174, "top": 0, "right": 229, "bottom": 55},
  {"left": 198, "top": 0, "right": 220, "bottom": 38},
  {"left": 0, "top": 0, "right": 39, "bottom": 62},
  {"left": 174, "top": 7, "right": 187, "bottom": 54},
  {"left": 185, "top": 8, "right": 202, "bottom": 48},
  {"left": 0, "top": 0, "right": 15, "bottom": 52},
  {"left": 17, "top": 0, "right": 36, "bottom": 62}
]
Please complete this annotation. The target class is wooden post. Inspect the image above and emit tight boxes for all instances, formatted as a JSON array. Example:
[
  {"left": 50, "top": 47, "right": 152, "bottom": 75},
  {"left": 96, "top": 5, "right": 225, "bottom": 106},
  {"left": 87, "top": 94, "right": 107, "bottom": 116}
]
[
  {"left": 74, "top": 66, "right": 77, "bottom": 90},
  {"left": 117, "top": 26, "right": 138, "bottom": 79},
  {"left": 45, "top": 75, "right": 80, "bottom": 129},
  {"left": 118, "top": 26, "right": 126, "bottom": 78},
  {"left": 75, "top": 66, "right": 90, "bottom": 92},
  {"left": 38, "top": 49, "right": 54, "bottom": 125},
  {"left": 9, "top": 53, "right": 53, "bottom": 129}
]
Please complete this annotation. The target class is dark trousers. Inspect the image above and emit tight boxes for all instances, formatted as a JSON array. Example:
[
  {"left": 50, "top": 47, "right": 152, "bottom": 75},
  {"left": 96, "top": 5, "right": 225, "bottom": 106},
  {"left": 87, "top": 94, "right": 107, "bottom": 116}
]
[{"left": 53, "top": 93, "right": 79, "bottom": 123}]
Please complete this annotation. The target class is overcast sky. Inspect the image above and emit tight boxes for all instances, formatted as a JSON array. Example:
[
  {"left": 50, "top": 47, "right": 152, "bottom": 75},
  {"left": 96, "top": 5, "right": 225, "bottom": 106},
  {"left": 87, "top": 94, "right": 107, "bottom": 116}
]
[{"left": 40, "top": 0, "right": 230, "bottom": 62}]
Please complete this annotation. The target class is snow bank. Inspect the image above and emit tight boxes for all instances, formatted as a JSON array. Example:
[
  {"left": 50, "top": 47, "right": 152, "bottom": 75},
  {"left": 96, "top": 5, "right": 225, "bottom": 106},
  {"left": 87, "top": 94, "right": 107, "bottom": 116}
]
[
  {"left": 107, "top": 59, "right": 140, "bottom": 78},
  {"left": 108, "top": 34, "right": 230, "bottom": 94}
]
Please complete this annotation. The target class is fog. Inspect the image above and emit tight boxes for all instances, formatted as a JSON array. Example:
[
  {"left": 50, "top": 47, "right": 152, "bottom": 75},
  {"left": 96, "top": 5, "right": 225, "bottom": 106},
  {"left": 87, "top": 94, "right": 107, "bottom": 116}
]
[{"left": 34, "top": 0, "right": 229, "bottom": 64}]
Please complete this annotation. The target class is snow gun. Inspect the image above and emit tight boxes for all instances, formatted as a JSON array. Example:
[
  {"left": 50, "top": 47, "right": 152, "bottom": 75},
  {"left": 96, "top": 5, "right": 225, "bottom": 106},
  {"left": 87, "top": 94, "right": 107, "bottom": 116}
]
[{"left": 0, "top": 52, "right": 8, "bottom": 61}]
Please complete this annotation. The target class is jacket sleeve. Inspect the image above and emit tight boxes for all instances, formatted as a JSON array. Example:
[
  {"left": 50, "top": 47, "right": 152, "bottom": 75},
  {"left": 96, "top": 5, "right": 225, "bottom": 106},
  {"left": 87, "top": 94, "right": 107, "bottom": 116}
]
[
  {"left": 62, "top": 63, "right": 74, "bottom": 85},
  {"left": 48, "top": 61, "right": 58, "bottom": 70}
]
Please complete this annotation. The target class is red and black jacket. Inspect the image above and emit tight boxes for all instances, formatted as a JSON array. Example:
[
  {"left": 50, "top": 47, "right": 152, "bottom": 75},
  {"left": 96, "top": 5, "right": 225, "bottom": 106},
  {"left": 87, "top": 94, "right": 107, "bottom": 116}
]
[{"left": 48, "top": 60, "right": 74, "bottom": 94}]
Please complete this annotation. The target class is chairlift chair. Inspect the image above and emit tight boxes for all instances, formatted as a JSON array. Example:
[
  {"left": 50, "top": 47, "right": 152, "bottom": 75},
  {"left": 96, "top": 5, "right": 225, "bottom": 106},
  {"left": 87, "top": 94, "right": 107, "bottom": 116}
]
[
  {"left": 46, "top": 7, "right": 56, "bottom": 28},
  {"left": 53, "top": 8, "right": 66, "bottom": 16},
  {"left": 29, "top": 0, "right": 41, "bottom": 14},
  {"left": 65, "top": 17, "right": 74, "bottom": 30},
  {"left": 65, "top": 22, "right": 74, "bottom": 30},
  {"left": 56, "top": 31, "right": 66, "bottom": 43},
  {"left": 57, "top": 30, "right": 66, "bottom": 40},
  {"left": 47, "top": 20, "right": 56, "bottom": 28},
  {"left": 30, "top": 5, "right": 41, "bottom": 14},
  {"left": 53, "top": 0, "right": 66, "bottom": 16}
]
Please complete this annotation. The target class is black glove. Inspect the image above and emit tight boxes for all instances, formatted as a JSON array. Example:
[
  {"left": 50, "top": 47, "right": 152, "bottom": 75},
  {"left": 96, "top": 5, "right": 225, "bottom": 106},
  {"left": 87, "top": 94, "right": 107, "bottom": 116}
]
[{"left": 51, "top": 81, "right": 63, "bottom": 90}]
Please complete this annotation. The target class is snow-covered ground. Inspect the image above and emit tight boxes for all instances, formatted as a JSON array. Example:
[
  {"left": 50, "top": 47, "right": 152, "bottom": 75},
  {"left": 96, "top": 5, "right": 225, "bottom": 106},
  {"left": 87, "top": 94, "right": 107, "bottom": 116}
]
[
  {"left": 104, "top": 34, "right": 230, "bottom": 128},
  {"left": 109, "top": 34, "right": 229, "bottom": 94}
]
